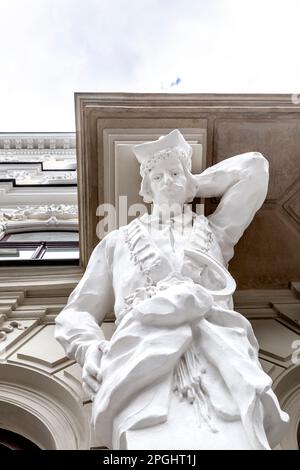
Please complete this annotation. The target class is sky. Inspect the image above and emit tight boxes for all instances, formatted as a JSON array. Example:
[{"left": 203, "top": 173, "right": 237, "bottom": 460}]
[{"left": 0, "top": 0, "right": 300, "bottom": 131}]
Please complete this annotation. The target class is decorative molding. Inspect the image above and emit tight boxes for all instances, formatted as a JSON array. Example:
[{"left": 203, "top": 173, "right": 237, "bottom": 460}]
[
  {"left": 0, "top": 133, "right": 76, "bottom": 151},
  {"left": 0, "top": 316, "right": 27, "bottom": 343},
  {"left": 0, "top": 134, "right": 77, "bottom": 202},
  {"left": 0, "top": 264, "right": 83, "bottom": 286},
  {"left": 0, "top": 185, "right": 78, "bottom": 209},
  {"left": 283, "top": 187, "right": 300, "bottom": 226},
  {"left": 0, "top": 204, "right": 78, "bottom": 221},
  {"left": 232, "top": 283, "right": 300, "bottom": 372},
  {"left": 0, "top": 150, "right": 76, "bottom": 159},
  {"left": 10, "top": 325, "right": 71, "bottom": 373},
  {"left": 0, "top": 319, "right": 39, "bottom": 361},
  {"left": 0, "top": 169, "right": 30, "bottom": 180},
  {"left": 0, "top": 170, "right": 77, "bottom": 185},
  {"left": 0, "top": 204, "right": 78, "bottom": 239}
]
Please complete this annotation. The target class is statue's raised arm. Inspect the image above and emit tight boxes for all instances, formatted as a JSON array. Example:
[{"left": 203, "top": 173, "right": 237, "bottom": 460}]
[{"left": 194, "top": 151, "right": 269, "bottom": 265}]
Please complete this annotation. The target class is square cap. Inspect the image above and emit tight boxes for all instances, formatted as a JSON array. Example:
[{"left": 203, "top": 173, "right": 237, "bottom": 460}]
[{"left": 133, "top": 129, "right": 192, "bottom": 176}]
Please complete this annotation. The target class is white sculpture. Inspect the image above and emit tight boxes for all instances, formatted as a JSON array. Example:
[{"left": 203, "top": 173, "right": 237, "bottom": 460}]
[{"left": 55, "top": 129, "right": 289, "bottom": 450}]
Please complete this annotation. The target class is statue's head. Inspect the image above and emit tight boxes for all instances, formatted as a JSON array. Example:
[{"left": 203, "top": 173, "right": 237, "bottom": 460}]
[{"left": 133, "top": 129, "right": 198, "bottom": 205}]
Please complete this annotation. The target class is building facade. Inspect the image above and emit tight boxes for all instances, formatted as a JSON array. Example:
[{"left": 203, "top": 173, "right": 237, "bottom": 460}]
[{"left": 0, "top": 95, "right": 299, "bottom": 449}]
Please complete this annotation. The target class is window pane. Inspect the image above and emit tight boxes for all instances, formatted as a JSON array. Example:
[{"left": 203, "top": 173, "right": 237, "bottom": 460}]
[
  {"left": 42, "top": 248, "right": 79, "bottom": 260},
  {"left": 7, "top": 232, "right": 79, "bottom": 242},
  {"left": 0, "top": 248, "right": 35, "bottom": 260}
]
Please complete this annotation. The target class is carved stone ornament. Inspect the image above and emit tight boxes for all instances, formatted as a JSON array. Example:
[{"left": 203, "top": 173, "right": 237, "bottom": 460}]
[
  {"left": 0, "top": 170, "right": 77, "bottom": 185},
  {"left": 55, "top": 129, "right": 289, "bottom": 450},
  {"left": 0, "top": 152, "right": 75, "bottom": 162},
  {"left": 0, "top": 170, "right": 31, "bottom": 180},
  {"left": 0, "top": 205, "right": 78, "bottom": 222},
  {"left": 0, "top": 205, "right": 78, "bottom": 238},
  {"left": 0, "top": 314, "right": 26, "bottom": 342}
]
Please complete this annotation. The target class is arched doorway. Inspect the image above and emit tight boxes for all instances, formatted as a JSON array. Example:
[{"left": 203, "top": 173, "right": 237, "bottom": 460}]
[
  {"left": 273, "top": 364, "right": 300, "bottom": 450},
  {"left": 0, "top": 428, "right": 40, "bottom": 450},
  {"left": 0, "top": 363, "right": 90, "bottom": 449}
]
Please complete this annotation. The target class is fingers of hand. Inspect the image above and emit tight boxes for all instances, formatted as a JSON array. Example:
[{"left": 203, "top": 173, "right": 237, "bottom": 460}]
[
  {"left": 98, "top": 340, "right": 109, "bottom": 354},
  {"left": 82, "top": 373, "right": 100, "bottom": 396},
  {"left": 82, "top": 382, "right": 95, "bottom": 401},
  {"left": 84, "top": 364, "right": 103, "bottom": 394},
  {"left": 85, "top": 363, "right": 102, "bottom": 382},
  {"left": 88, "top": 345, "right": 103, "bottom": 363}
]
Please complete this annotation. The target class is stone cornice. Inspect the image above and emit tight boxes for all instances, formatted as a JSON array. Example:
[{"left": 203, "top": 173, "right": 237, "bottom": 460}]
[
  {"left": 75, "top": 92, "right": 300, "bottom": 111},
  {"left": 0, "top": 132, "right": 76, "bottom": 151}
]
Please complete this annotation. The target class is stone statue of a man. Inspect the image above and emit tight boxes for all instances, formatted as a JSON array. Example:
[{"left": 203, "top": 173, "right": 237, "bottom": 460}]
[{"left": 55, "top": 129, "right": 289, "bottom": 450}]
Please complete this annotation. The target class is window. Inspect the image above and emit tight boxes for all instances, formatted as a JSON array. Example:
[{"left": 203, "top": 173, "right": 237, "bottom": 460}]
[
  {"left": 0, "top": 231, "right": 79, "bottom": 265},
  {"left": 5, "top": 231, "right": 79, "bottom": 242}
]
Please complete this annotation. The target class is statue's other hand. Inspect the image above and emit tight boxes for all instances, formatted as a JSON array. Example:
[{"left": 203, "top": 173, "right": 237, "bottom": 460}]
[{"left": 82, "top": 341, "right": 108, "bottom": 400}]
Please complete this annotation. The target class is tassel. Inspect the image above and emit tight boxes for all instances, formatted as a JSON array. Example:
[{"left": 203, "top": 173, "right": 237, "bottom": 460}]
[{"left": 173, "top": 345, "right": 219, "bottom": 433}]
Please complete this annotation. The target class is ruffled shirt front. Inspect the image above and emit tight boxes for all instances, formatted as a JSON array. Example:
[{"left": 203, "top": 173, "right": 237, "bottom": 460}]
[{"left": 138, "top": 211, "right": 193, "bottom": 273}]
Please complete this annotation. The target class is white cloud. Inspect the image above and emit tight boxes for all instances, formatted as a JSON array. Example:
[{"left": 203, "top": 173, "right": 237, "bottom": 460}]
[{"left": 0, "top": 0, "right": 299, "bottom": 131}]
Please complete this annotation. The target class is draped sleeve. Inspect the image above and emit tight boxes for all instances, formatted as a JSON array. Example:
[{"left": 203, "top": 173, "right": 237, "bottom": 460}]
[
  {"left": 194, "top": 152, "right": 269, "bottom": 265},
  {"left": 55, "top": 231, "right": 116, "bottom": 367}
]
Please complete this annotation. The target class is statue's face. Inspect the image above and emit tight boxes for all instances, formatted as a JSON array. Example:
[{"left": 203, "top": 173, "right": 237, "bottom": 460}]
[{"left": 149, "top": 156, "right": 188, "bottom": 205}]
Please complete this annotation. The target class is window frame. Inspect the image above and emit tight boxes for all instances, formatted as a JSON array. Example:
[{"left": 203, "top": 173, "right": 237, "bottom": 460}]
[{"left": 0, "top": 239, "right": 79, "bottom": 266}]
